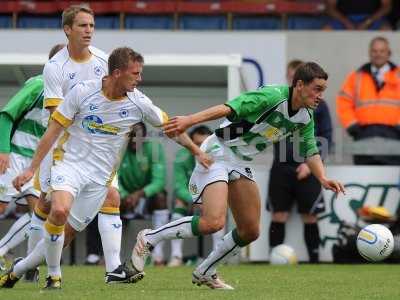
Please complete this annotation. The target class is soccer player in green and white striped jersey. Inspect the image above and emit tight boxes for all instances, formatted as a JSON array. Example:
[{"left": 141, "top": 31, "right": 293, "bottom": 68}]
[
  {"left": 130, "top": 62, "right": 345, "bottom": 290},
  {"left": 0, "top": 44, "right": 64, "bottom": 277}
]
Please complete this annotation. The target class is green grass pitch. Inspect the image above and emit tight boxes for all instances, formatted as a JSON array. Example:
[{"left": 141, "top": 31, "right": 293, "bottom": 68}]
[{"left": 1, "top": 264, "right": 399, "bottom": 300}]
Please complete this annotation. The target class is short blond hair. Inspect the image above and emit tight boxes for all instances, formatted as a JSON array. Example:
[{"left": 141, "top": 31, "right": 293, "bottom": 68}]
[{"left": 62, "top": 4, "right": 93, "bottom": 27}]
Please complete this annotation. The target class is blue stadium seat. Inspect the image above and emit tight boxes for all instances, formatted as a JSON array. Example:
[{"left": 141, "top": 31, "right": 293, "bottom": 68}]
[
  {"left": 125, "top": 15, "right": 174, "bottom": 29},
  {"left": 179, "top": 15, "right": 227, "bottom": 30},
  {"left": 95, "top": 15, "right": 120, "bottom": 29},
  {"left": 287, "top": 15, "right": 326, "bottom": 30},
  {"left": 233, "top": 16, "right": 282, "bottom": 30},
  {"left": 0, "top": 15, "right": 12, "bottom": 28},
  {"left": 18, "top": 15, "right": 60, "bottom": 29}
]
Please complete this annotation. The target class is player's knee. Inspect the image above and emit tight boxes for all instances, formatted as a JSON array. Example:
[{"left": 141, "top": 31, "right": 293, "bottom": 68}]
[
  {"left": 49, "top": 206, "right": 69, "bottom": 224},
  {"left": 103, "top": 187, "right": 120, "bottom": 208},
  {"left": 301, "top": 213, "right": 317, "bottom": 224},
  {"left": 272, "top": 212, "right": 289, "bottom": 223}
]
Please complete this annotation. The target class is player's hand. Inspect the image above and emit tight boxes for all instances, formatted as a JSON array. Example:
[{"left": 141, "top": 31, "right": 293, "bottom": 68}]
[
  {"left": 320, "top": 177, "right": 345, "bottom": 195},
  {"left": 12, "top": 167, "right": 35, "bottom": 192},
  {"left": 195, "top": 151, "right": 214, "bottom": 170},
  {"left": 296, "top": 163, "right": 311, "bottom": 180},
  {"left": 163, "top": 116, "right": 192, "bottom": 137},
  {"left": 0, "top": 153, "right": 10, "bottom": 174}
]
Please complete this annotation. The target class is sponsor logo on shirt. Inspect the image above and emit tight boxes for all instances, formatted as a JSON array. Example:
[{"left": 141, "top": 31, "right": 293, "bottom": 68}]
[
  {"left": 82, "top": 115, "right": 120, "bottom": 135},
  {"left": 54, "top": 175, "right": 65, "bottom": 184},
  {"left": 68, "top": 72, "right": 76, "bottom": 80}
]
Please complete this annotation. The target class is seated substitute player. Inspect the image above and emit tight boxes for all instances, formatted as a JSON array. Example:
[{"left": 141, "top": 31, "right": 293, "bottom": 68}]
[
  {"left": 268, "top": 60, "right": 333, "bottom": 263},
  {"left": 119, "top": 121, "right": 169, "bottom": 266},
  {"left": 129, "top": 62, "right": 345, "bottom": 290},
  {"left": 0, "top": 47, "right": 211, "bottom": 290},
  {"left": 169, "top": 125, "right": 225, "bottom": 267},
  {"left": 0, "top": 44, "right": 64, "bottom": 278}
]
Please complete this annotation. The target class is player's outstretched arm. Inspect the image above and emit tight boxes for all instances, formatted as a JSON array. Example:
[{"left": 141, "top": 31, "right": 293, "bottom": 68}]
[
  {"left": 163, "top": 104, "right": 232, "bottom": 136},
  {"left": 173, "top": 133, "right": 213, "bottom": 169},
  {"left": 306, "top": 154, "right": 345, "bottom": 194},
  {"left": 12, "top": 119, "right": 64, "bottom": 191}
]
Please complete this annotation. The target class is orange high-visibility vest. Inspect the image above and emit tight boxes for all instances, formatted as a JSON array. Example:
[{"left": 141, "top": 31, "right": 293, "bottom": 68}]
[{"left": 336, "top": 64, "right": 400, "bottom": 129}]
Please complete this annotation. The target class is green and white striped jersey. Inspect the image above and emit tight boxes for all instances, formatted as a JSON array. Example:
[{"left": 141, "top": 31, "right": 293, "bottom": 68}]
[
  {"left": 214, "top": 85, "right": 318, "bottom": 161},
  {"left": 1, "top": 75, "right": 47, "bottom": 158}
]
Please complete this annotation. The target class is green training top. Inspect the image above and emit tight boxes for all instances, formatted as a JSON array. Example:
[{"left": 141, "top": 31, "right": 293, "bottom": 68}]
[
  {"left": 118, "top": 140, "right": 166, "bottom": 200},
  {"left": 173, "top": 147, "right": 195, "bottom": 203},
  {"left": 214, "top": 85, "right": 318, "bottom": 161},
  {"left": 0, "top": 75, "right": 47, "bottom": 158}
]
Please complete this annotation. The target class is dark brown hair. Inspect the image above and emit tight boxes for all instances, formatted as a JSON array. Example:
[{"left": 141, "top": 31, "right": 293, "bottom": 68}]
[
  {"left": 108, "top": 47, "right": 144, "bottom": 74},
  {"left": 292, "top": 62, "right": 328, "bottom": 87}
]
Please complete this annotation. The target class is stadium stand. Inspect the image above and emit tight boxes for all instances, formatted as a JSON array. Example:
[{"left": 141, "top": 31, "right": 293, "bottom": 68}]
[{"left": 0, "top": 0, "right": 328, "bottom": 30}]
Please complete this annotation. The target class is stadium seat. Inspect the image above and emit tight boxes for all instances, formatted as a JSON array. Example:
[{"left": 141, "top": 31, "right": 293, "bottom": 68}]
[
  {"left": 287, "top": 15, "right": 326, "bottom": 30},
  {"left": 179, "top": 15, "right": 227, "bottom": 30},
  {"left": 17, "top": 14, "right": 60, "bottom": 29},
  {"left": 0, "top": 15, "right": 12, "bottom": 28},
  {"left": 125, "top": 15, "right": 174, "bottom": 29},
  {"left": 233, "top": 16, "right": 282, "bottom": 30},
  {"left": 95, "top": 15, "right": 120, "bottom": 29}
]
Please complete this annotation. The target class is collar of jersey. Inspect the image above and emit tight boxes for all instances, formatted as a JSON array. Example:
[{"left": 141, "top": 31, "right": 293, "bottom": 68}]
[{"left": 101, "top": 90, "right": 127, "bottom": 101}]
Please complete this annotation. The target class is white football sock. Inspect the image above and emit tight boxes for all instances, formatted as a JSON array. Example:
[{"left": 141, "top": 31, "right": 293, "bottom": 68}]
[
  {"left": 27, "top": 212, "right": 45, "bottom": 254},
  {"left": 44, "top": 221, "right": 64, "bottom": 277},
  {"left": 0, "top": 213, "right": 30, "bottom": 256},
  {"left": 98, "top": 212, "right": 122, "bottom": 272},
  {"left": 211, "top": 227, "right": 225, "bottom": 251},
  {"left": 170, "top": 212, "right": 185, "bottom": 259},
  {"left": 151, "top": 209, "right": 170, "bottom": 262},
  {"left": 14, "top": 239, "right": 46, "bottom": 278},
  {"left": 145, "top": 216, "right": 196, "bottom": 246},
  {"left": 196, "top": 230, "right": 240, "bottom": 276}
]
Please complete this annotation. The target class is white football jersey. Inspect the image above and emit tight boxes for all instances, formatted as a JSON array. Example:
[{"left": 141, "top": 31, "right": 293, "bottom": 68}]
[
  {"left": 51, "top": 79, "right": 167, "bottom": 186},
  {"left": 43, "top": 45, "right": 108, "bottom": 108}
]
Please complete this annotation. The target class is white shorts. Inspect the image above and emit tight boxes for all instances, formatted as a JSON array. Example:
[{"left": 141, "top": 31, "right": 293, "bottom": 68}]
[
  {"left": 189, "top": 134, "right": 255, "bottom": 204},
  {"left": 0, "top": 153, "right": 40, "bottom": 205},
  {"left": 39, "top": 146, "right": 119, "bottom": 194},
  {"left": 50, "top": 162, "right": 108, "bottom": 232}
]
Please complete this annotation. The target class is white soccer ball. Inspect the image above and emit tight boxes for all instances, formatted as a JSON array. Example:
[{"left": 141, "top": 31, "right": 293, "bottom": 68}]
[
  {"left": 270, "top": 244, "right": 298, "bottom": 265},
  {"left": 356, "top": 224, "right": 394, "bottom": 262}
]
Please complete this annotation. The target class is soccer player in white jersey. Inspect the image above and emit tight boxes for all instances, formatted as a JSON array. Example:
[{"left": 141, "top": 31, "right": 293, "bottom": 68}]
[
  {"left": 129, "top": 62, "right": 345, "bottom": 289},
  {"left": 0, "top": 47, "right": 211, "bottom": 290},
  {"left": 27, "top": 5, "right": 131, "bottom": 283}
]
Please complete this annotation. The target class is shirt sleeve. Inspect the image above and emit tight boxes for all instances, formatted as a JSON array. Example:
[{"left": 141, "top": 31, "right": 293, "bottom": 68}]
[
  {"left": 299, "top": 116, "right": 319, "bottom": 158},
  {"left": 0, "top": 113, "right": 13, "bottom": 153},
  {"left": 225, "top": 91, "right": 270, "bottom": 122},
  {"left": 43, "top": 61, "right": 64, "bottom": 108},
  {"left": 143, "top": 142, "right": 166, "bottom": 197},
  {"left": 1, "top": 77, "right": 43, "bottom": 121},
  {"left": 136, "top": 91, "right": 169, "bottom": 127},
  {"left": 173, "top": 149, "right": 192, "bottom": 202},
  {"left": 51, "top": 83, "right": 81, "bottom": 128}
]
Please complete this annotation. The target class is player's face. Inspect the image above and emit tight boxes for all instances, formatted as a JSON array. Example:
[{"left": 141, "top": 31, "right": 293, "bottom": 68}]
[
  {"left": 192, "top": 133, "right": 210, "bottom": 147},
  {"left": 369, "top": 40, "right": 390, "bottom": 68},
  {"left": 65, "top": 12, "right": 94, "bottom": 47},
  {"left": 120, "top": 60, "right": 143, "bottom": 92},
  {"left": 300, "top": 78, "right": 327, "bottom": 110}
]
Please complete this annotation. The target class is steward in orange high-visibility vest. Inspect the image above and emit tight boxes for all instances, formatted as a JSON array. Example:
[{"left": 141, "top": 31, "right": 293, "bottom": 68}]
[{"left": 336, "top": 36, "right": 400, "bottom": 165}]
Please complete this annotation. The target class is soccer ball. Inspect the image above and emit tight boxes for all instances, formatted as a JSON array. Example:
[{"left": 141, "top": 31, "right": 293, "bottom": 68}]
[
  {"left": 356, "top": 224, "right": 394, "bottom": 262},
  {"left": 270, "top": 244, "right": 298, "bottom": 265}
]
